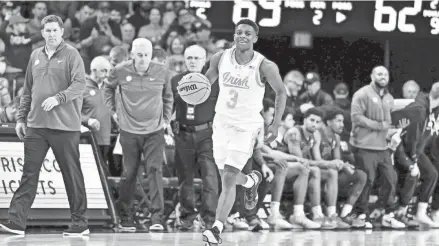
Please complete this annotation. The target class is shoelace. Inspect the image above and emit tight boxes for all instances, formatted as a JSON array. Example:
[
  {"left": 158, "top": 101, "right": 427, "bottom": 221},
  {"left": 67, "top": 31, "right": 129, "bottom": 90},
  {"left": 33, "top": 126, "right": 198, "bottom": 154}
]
[{"left": 212, "top": 228, "right": 223, "bottom": 244}]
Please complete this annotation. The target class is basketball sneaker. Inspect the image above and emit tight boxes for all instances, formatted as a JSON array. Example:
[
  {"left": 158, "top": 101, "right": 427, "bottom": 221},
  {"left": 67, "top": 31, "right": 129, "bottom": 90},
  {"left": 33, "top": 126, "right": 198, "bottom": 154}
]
[
  {"left": 63, "top": 225, "right": 90, "bottom": 237},
  {"left": 244, "top": 171, "right": 262, "bottom": 210},
  {"left": 289, "top": 214, "right": 321, "bottom": 229},
  {"left": 313, "top": 215, "right": 336, "bottom": 230},
  {"left": 267, "top": 214, "right": 294, "bottom": 230},
  {"left": 329, "top": 214, "right": 351, "bottom": 229},
  {"left": 382, "top": 213, "right": 406, "bottom": 229},
  {"left": 149, "top": 224, "right": 164, "bottom": 231},
  {"left": 117, "top": 217, "right": 136, "bottom": 232},
  {"left": 202, "top": 226, "right": 222, "bottom": 245},
  {"left": 0, "top": 221, "right": 25, "bottom": 235},
  {"left": 341, "top": 213, "right": 366, "bottom": 228},
  {"left": 226, "top": 213, "right": 249, "bottom": 231},
  {"left": 247, "top": 217, "right": 269, "bottom": 231}
]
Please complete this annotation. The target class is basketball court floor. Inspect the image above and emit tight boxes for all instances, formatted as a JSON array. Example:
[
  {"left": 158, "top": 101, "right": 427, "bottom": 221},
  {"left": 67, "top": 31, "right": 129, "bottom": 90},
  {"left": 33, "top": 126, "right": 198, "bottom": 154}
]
[{"left": 1, "top": 230, "right": 439, "bottom": 246}]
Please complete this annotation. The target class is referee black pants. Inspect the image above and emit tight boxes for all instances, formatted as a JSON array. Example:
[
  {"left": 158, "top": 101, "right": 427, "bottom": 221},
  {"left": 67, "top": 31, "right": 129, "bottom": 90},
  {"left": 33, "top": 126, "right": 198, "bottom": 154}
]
[
  {"left": 175, "top": 128, "right": 219, "bottom": 225},
  {"left": 8, "top": 128, "right": 87, "bottom": 228}
]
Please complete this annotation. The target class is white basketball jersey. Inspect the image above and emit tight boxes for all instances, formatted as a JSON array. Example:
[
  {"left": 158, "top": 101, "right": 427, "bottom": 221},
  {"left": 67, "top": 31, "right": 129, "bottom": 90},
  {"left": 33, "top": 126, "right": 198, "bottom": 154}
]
[{"left": 216, "top": 48, "right": 266, "bottom": 124}]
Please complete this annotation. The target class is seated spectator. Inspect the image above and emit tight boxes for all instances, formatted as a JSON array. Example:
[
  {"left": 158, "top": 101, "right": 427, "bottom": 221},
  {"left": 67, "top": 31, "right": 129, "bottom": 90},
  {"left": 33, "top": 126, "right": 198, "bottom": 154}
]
[
  {"left": 137, "top": 8, "right": 167, "bottom": 45},
  {"left": 169, "top": 7, "right": 211, "bottom": 43},
  {"left": 268, "top": 70, "right": 304, "bottom": 116},
  {"left": 121, "top": 22, "right": 135, "bottom": 51},
  {"left": 126, "top": 1, "right": 151, "bottom": 36},
  {"left": 160, "top": 26, "right": 185, "bottom": 51},
  {"left": 214, "top": 39, "right": 232, "bottom": 53},
  {"left": 402, "top": 80, "right": 420, "bottom": 100},
  {"left": 0, "top": 38, "right": 22, "bottom": 76},
  {"left": 109, "top": 2, "right": 128, "bottom": 25},
  {"left": 0, "top": 77, "right": 11, "bottom": 108},
  {"left": 79, "top": 1, "right": 122, "bottom": 72},
  {"left": 167, "top": 36, "right": 187, "bottom": 73},
  {"left": 174, "top": 8, "right": 196, "bottom": 42},
  {"left": 162, "top": 2, "right": 176, "bottom": 29},
  {"left": 192, "top": 22, "right": 216, "bottom": 60},
  {"left": 0, "top": 1, "right": 14, "bottom": 27},
  {"left": 152, "top": 47, "right": 167, "bottom": 65},
  {"left": 46, "top": 1, "right": 77, "bottom": 22},
  {"left": 0, "top": 14, "right": 34, "bottom": 72},
  {"left": 0, "top": 95, "right": 19, "bottom": 123},
  {"left": 63, "top": 2, "right": 96, "bottom": 48},
  {"left": 295, "top": 72, "right": 333, "bottom": 123},
  {"left": 26, "top": 1, "right": 47, "bottom": 49}
]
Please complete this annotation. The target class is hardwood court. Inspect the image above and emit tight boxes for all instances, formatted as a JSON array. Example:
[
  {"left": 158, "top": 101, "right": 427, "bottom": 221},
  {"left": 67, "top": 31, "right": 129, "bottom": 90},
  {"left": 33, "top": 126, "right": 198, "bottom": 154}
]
[{"left": 1, "top": 230, "right": 439, "bottom": 246}]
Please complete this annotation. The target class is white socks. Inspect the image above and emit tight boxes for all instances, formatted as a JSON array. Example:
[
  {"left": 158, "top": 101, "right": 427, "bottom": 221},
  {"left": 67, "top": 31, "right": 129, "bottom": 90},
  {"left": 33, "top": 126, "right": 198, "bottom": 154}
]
[
  {"left": 417, "top": 202, "right": 428, "bottom": 216},
  {"left": 327, "top": 206, "right": 337, "bottom": 217},
  {"left": 341, "top": 204, "right": 353, "bottom": 217},
  {"left": 212, "top": 220, "right": 224, "bottom": 233},
  {"left": 242, "top": 175, "right": 255, "bottom": 188},
  {"left": 312, "top": 206, "right": 324, "bottom": 218},
  {"left": 271, "top": 202, "right": 280, "bottom": 216},
  {"left": 293, "top": 205, "right": 305, "bottom": 216}
]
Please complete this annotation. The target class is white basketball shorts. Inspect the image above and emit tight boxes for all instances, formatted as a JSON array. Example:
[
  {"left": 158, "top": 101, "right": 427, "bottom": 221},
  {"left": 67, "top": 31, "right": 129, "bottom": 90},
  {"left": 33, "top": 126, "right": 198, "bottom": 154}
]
[{"left": 212, "top": 115, "right": 262, "bottom": 171}]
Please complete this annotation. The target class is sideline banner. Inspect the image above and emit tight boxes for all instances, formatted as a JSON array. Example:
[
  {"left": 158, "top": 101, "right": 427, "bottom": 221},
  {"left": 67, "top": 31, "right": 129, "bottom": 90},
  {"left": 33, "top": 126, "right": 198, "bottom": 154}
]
[{"left": 0, "top": 142, "right": 108, "bottom": 209}]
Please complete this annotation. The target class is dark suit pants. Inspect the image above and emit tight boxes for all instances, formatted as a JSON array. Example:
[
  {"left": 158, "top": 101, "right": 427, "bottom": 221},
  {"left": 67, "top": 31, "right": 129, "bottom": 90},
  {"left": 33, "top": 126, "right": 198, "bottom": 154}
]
[
  {"left": 8, "top": 127, "right": 87, "bottom": 228},
  {"left": 117, "top": 129, "right": 165, "bottom": 225}
]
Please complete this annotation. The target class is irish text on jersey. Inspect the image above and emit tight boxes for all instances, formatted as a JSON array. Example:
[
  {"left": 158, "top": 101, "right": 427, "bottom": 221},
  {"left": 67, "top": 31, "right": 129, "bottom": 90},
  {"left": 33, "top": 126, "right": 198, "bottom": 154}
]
[{"left": 222, "top": 72, "right": 250, "bottom": 89}]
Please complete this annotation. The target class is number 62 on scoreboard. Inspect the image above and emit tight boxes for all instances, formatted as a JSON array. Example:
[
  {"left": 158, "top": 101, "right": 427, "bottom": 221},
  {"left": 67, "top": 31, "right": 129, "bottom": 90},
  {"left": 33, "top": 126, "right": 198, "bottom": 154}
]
[{"left": 373, "top": 0, "right": 422, "bottom": 33}]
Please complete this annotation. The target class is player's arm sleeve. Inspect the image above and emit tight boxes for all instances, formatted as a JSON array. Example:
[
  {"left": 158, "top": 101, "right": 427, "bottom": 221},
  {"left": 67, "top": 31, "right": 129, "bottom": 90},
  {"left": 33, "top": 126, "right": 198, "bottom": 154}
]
[
  {"left": 162, "top": 71, "right": 174, "bottom": 125},
  {"left": 54, "top": 49, "right": 86, "bottom": 104},
  {"left": 351, "top": 90, "right": 386, "bottom": 131},
  {"left": 204, "top": 51, "right": 223, "bottom": 85},
  {"left": 103, "top": 67, "right": 120, "bottom": 115},
  {"left": 16, "top": 51, "right": 36, "bottom": 124},
  {"left": 261, "top": 60, "right": 287, "bottom": 126}
]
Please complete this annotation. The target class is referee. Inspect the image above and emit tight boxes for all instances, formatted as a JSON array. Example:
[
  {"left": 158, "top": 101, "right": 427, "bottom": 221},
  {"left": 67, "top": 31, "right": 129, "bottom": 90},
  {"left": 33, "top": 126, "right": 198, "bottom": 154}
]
[
  {"left": 172, "top": 45, "right": 219, "bottom": 230},
  {"left": 0, "top": 15, "right": 88, "bottom": 236}
]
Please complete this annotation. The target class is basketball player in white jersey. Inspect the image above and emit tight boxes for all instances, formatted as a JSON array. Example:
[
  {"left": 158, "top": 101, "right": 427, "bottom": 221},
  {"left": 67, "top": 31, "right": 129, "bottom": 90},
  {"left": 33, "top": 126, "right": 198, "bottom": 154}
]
[{"left": 187, "top": 19, "right": 287, "bottom": 245}]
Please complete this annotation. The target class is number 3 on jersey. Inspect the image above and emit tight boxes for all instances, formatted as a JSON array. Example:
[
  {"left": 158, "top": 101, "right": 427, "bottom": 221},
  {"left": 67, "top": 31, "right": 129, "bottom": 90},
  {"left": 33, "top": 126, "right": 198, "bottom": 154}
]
[{"left": 227, "top": 90, "right": 239, "bottom": 108}]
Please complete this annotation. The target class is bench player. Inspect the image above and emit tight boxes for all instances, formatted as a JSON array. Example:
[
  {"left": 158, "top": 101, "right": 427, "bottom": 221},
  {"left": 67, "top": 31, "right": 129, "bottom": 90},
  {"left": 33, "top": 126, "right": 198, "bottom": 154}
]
[
  {"left": 258, "top": 101, "right": 319, "bottom": 229},
  {"left": 178, "top": 19, "right": 287, "bottom": 245},
  {"left": 312, "top": 107, "right": 367, "bottom": 228},
  {"left": 285, "top": 108, "right": 344, "bottom": 229}
]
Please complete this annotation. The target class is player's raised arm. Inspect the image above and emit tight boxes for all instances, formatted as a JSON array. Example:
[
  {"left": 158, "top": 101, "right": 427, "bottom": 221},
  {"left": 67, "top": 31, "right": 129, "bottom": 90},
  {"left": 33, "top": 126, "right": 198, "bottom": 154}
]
[
  {"left": 204, "top": 51, "right": 224, "bottom": 85},
  {"left": 260, "top": 59, "right": 287, "bottom": 142}
]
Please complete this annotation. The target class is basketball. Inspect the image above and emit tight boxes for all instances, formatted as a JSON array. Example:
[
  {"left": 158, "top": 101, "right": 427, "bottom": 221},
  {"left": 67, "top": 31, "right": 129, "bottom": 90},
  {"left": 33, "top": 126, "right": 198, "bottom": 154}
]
[{"left": 178, "top": 72, "right": 211, "bottom": 105}]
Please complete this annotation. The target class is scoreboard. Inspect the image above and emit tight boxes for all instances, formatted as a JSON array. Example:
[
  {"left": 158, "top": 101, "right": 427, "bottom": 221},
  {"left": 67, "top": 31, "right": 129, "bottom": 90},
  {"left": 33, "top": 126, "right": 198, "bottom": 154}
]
[{"left": 189, "top": 0, "right": 439, "bottom": 37}]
